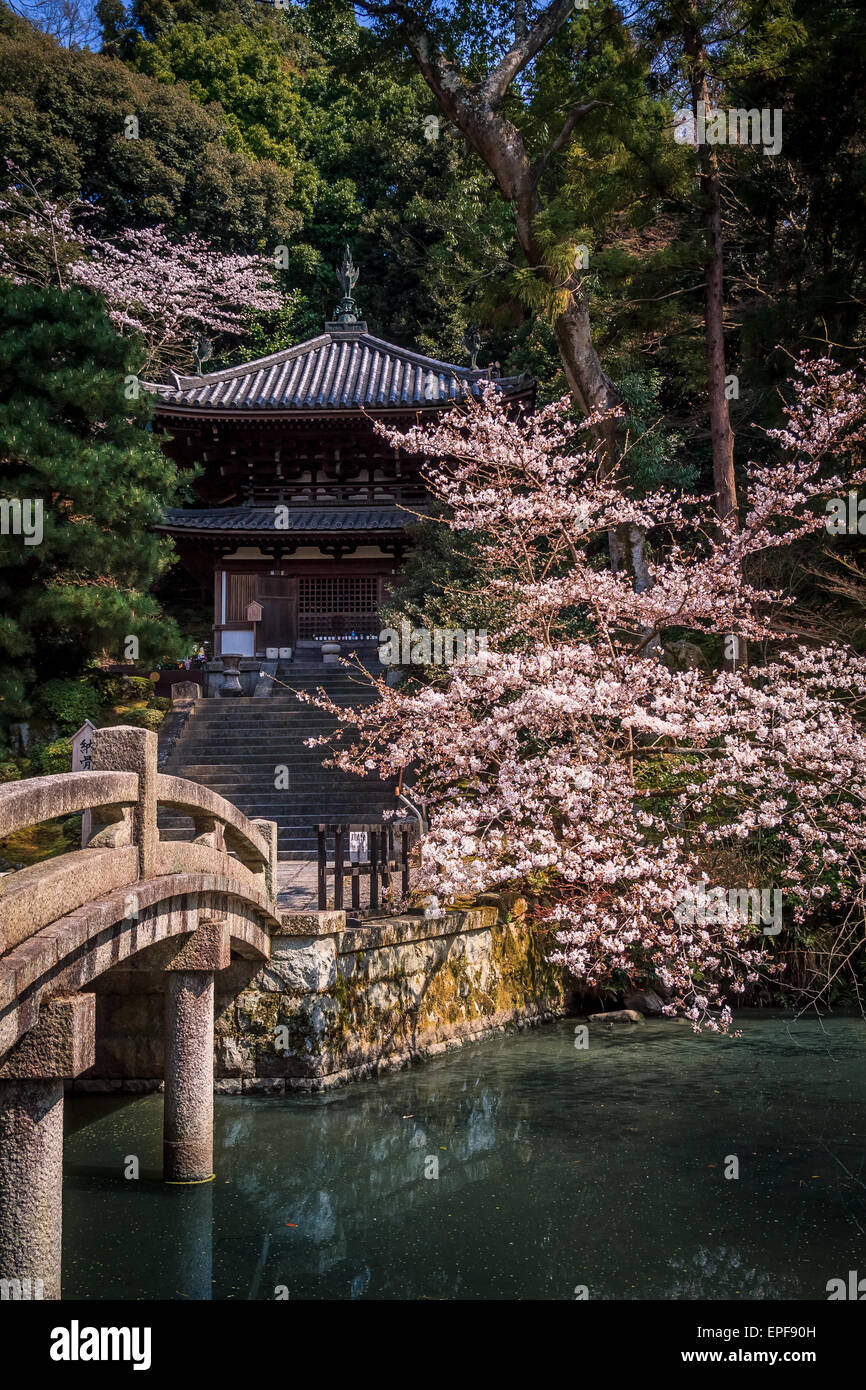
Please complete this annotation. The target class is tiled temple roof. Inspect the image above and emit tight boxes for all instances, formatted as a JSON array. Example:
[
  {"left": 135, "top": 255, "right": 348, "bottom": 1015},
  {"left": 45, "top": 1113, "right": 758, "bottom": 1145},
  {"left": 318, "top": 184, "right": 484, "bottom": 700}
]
[{"left": 145, "top": 327, "right": 531, "bottom": 414}]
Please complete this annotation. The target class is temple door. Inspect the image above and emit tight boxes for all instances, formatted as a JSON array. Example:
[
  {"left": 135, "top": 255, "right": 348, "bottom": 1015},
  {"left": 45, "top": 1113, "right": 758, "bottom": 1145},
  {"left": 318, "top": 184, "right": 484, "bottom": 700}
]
[{"left": 256, "top": 576, "right": 297, "bottom": 651}]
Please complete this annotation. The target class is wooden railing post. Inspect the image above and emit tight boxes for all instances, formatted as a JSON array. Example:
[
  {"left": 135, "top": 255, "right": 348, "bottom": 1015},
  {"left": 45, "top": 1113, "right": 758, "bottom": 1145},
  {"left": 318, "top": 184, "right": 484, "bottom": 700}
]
[
  {"left": 317, "top": 827, "right": 327, "bottom": 909},
  {"left": 333, "top": 827, "right": 345, "bottom": 910},
  {"left": 385, "top": 824, "right": 394, "bottom": 901},
  {"left": 90, "top": 726, "right": 158, "bottom": 881},
  {"left": 369, "top": 829, "right": 380, "bottom": 913},
  {"left": 316, "top": 822, "right": 418, "bottom": 916},
  {"left": 351, "top": 858, "right": 360, "bottom": 911},
  {"left": 401, "top": 827, "right": 410, "bottom": 900}
]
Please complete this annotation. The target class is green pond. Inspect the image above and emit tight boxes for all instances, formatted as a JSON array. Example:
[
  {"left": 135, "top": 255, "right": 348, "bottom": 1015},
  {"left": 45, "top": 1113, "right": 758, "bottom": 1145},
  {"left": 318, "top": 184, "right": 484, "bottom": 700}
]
[{"left": 61, "top": 1013, "right": 866, "bottom": 1300}]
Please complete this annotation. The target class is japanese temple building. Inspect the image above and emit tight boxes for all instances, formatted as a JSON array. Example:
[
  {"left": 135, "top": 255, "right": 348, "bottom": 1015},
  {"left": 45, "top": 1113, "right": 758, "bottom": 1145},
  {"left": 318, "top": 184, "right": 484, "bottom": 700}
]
[{"left": 148, "top": 253, "right": 534, "bottom": 659}]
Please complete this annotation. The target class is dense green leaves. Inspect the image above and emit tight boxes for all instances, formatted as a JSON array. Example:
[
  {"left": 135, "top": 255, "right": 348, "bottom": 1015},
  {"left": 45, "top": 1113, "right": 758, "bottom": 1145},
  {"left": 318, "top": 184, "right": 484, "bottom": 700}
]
[
  {"left": 0, "top": 2, "right": 300, "bottom": 248},
  {"left": 0, "top": 282, "right": 183, "bottom": 721},
  {"left": 1, "top": 0, "right": 864, "bottom": 715}
]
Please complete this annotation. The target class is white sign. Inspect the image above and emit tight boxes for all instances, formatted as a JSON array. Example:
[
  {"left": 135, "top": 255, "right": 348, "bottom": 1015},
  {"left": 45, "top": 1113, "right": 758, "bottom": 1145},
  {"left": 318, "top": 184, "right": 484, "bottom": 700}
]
[
  {"left": 72, "top": 719, "right": 96, "bottom": 847},
  {"left": 71, "top": 718, "right": 96, "bottom": 772},
  {"left": 349, "top": 831, "right": 368, "bottom": 863}
]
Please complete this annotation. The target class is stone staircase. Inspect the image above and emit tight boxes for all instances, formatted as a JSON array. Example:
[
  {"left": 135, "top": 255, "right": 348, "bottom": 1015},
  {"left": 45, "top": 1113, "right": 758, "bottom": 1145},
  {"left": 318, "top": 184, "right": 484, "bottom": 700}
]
[{"left": 159, "top": 657, "right": 398, "bottom": 861}]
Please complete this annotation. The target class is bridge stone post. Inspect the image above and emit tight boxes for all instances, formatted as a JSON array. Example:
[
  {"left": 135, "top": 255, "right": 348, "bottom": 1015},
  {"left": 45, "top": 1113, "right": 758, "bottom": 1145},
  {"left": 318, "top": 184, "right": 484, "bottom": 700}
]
[
  {"left": 89, "top": 724, "right": 158, "bottom": 880},
  {"left": 0, "top": 994, "right": 95, "bottom": 1300},
  {"left": 161, "top": 920, "right": 230, "bottom": 1184},
  {"left": 251, "top": 818, "right": 278, "bottom": 900}
]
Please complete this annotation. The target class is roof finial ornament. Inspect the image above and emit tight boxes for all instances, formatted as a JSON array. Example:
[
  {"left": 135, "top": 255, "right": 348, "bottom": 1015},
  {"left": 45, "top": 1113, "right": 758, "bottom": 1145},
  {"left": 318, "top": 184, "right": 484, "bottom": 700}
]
[
  {"left": 463, "top": 327, "right": 482, "bottom": 370},
  {"left": 332, "top": 245, "right": 361, "bottom": 325},
  {"left": 194, "top": 334, "right": 213, "bottom": 374},
  {"left": 338, "top": 245, "right": 359, "bottom": 298}
]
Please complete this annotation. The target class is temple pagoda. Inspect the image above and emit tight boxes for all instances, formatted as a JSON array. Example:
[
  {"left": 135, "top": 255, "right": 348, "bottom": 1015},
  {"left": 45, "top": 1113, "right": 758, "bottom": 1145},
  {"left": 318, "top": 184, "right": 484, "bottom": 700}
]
[{"left": 149, "top": 250, "right": 534, "bottom": 659}]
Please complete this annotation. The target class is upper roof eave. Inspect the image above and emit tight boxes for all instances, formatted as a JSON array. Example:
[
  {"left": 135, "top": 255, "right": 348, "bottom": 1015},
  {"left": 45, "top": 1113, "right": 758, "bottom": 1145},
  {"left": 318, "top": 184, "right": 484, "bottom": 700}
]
[
  {"left": 142, "top": 326, "right": 535, "bottom": 415},
  {"left": 148, "top": 390, "right": 533, "bottom": 423}
]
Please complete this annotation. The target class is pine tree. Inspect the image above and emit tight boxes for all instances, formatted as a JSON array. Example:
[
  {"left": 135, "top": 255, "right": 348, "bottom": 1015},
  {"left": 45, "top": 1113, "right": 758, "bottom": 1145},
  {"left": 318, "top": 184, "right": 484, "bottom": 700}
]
[{"left": 0, "top": 281, "right": 183, "bottom": 723}]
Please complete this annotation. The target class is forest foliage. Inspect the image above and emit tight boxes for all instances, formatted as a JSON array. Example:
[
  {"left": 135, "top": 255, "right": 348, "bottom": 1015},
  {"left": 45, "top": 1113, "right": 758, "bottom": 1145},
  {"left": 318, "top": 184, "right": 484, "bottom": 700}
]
[{"left": 0, "top": 0, "right": 864, "bottom": 809}]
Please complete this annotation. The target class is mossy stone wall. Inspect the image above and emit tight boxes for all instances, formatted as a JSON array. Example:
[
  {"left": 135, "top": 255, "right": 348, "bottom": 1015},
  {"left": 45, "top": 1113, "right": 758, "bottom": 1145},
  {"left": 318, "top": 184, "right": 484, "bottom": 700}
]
[{"left": 77, "top": 905, "right": 569, "bottom": 1094}]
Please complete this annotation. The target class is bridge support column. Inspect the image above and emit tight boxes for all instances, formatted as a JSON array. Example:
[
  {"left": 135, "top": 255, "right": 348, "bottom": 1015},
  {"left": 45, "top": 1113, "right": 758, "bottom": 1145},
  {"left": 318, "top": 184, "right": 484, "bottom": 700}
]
[
  {"left": 0, "top": 994, "right": 95, "bottom": 1300},
  {"left": 162, "top": 920, "right": 230, "bottom": 1184}
]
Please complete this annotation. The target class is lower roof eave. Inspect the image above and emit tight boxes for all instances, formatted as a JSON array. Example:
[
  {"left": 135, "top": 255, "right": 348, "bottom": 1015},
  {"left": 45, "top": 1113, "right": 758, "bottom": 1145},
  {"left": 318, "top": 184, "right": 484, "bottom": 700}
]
[{"left": 154, "top": 525, "right": 411, "bottom": 541}]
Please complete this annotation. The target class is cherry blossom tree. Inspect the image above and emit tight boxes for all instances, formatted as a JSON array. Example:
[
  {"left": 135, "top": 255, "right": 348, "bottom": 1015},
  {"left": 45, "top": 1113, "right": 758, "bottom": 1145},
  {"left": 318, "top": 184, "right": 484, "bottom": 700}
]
[
  {"left": 0, "top": 175, "right": 281, "bottom": 372},
  {"left": 68, "top": 225, "right": 281, "bottom": 374},
  {"left": 305, "top": 355, "right": 866, "bottom": 1030}
]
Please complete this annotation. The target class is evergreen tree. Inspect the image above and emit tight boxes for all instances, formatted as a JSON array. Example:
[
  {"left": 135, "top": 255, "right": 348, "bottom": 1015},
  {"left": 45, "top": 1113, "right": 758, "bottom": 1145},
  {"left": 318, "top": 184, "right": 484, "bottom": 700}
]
[
  {"left": 0, "top": 281, "right": 183, "bottom": 724},
  {"left": 0, "top": 2, "right": 300, "bottom": 250}
]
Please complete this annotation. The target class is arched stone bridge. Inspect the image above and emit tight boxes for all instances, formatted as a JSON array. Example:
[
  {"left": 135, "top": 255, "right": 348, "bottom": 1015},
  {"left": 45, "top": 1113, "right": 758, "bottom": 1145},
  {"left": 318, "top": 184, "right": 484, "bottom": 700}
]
[{"left": 0, "top": 724, "right": 282, "bottom": 1301}]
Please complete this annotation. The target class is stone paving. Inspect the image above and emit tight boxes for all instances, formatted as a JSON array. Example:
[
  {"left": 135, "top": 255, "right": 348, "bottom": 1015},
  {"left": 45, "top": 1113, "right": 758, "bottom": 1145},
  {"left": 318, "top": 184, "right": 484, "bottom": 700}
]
[
  {"left": 275, "top": 857, "right": 410, "bottom": 913},
  {"left": 276, "top": 858, "right": 319, "bottom": 910}
]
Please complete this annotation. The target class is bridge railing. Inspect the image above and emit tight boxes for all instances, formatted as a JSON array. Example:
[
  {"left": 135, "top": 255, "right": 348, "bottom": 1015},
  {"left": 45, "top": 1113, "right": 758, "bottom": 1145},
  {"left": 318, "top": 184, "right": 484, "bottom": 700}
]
[
  {"left": 0, "top": 769, "right": 139, "bottom": 841},
  {"left": 0, "top": 725, "right": 278, "bottom": 958}
]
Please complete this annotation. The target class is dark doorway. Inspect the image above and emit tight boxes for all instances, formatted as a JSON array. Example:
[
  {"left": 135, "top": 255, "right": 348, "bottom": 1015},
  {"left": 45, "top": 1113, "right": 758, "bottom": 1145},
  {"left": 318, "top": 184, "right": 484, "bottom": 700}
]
[{"left": 256, "top": 576, "right": 297, "bottom": 651}]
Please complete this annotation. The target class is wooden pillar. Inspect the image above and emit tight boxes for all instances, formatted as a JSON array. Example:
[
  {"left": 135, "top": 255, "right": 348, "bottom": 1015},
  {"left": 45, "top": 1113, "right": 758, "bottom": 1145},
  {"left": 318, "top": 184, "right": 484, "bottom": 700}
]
[{"left": 213, "top": 565, "right": 224, "bottom": 658}]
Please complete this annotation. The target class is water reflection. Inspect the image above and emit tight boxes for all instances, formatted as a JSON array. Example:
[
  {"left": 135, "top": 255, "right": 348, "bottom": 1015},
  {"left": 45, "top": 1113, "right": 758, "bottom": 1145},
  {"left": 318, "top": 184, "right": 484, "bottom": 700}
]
[{"left": 62, "top": 1015, "right": 866, "bottom": 1300}]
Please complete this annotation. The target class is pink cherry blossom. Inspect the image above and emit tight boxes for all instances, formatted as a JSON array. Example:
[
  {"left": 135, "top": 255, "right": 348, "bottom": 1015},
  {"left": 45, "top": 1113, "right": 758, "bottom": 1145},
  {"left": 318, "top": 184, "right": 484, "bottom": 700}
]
[
  {"left": 0, "top": 175, "right": 280, "bottom": 371},
  {"left": 303, "top": 355, "right": 866, "bottom": 1032}
]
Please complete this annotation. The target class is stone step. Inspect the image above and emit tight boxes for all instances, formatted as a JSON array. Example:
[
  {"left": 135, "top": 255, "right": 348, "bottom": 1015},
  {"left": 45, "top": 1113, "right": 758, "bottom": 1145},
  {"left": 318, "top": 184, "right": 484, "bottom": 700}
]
[
  {"left": 160, "top": 786, "right": 394, "bottom": 799},
  {"left": 161, "top": 789, "right": 394, "bottom": 800},
  {"left": 193, "top": 695, "right": 370, "bottom": 703},
  {"left": 164, "top": 731, "right": 351, "bottom": 741},
  {"left": 161, "top": 792, "right": 385, "bottom": 803},
  {"left": 163, "top": 756, "right": 361, "bottom": 767},
  {"left": 161, "top": 768, "right": 374, "bottom": 778},
  {"left": 161, "top": 819, "right": 393, "bottom": 830},
  {"left": 165, "top": 742, "right": 347, "bottom": 751},
  {"left": 161, "top": 810, "right": 393, "bottom": 822},
  {"left": 162, "top": 661, "right": 398, "bottom": 858},
  {"left": 161, "top": 794, "right": 390, "bottom": 805},
  {"left": 162, "top": 791, "right": 393, "bottom": 803},
  {"left": 164, "top": 834, "right": 390, "bottom": 846},
  {"left": 163, "top": 760, "right": 366, "bottom": 772},
  {"left": 162, "top": 823, "right": 389, "bottom": 838},
  {"left": 169, "top": 756, "right": 381, "bottom": 764},
  {"left": 193, "top": 700, "right": 370, "bottom": 709},
  {"left": 159, "top": 800, "right": 397, "bottom": 815},
  {"left": 188, "top": 716, "right": 363, "bottom": 724},
  {"left": 161, "top": 802, "right": 394, "bottom": 811},
  {"left": 193, "top": 705, "right": 375, "bottom": 718},
  {"left": 162, "top": 769, "right": 386, "bottom": 781},
  {"left": 165, "top": 727, "right": 351, "bottom": 739},
  {"left": 166, "top": 732, "right": 357, "bottom": 740},
  {"left": 200, "top": 687, "right": 376, "bottom": 697},
  {"left": 160, "top": 816, "right": 395, "bottom": 829}
]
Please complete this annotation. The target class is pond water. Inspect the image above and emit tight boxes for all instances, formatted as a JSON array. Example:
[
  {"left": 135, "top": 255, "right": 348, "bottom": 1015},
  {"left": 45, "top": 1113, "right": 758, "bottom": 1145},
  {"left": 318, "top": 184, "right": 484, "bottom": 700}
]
[{"left": 62, "top": 1013, "right": 866, "bottom": 1301}]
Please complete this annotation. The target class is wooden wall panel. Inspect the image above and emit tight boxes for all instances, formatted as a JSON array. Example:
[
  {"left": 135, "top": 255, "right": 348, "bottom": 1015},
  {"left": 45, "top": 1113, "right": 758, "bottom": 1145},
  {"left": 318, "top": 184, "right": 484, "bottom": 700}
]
[{"left": 228, "top": 572, "right": 258, "bottom": 621}]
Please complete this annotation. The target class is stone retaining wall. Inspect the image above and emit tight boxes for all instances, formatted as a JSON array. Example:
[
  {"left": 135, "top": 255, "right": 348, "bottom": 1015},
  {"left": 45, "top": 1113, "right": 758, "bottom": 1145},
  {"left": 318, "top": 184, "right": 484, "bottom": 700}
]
[{"left": 75, "top": 903, "right": 569, "bottom": 1093}]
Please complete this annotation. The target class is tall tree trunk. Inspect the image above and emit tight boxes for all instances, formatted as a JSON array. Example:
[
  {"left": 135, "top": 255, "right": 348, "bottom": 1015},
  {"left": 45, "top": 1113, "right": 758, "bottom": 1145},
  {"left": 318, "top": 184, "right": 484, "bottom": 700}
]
[
  {"left": 683, "top": 11, "right": 738, "bottom": 527},
  {"left": 364, "top": 0, "right": 651, "bottom": 584},
  {"left": 697, "top": 84, "right": 738, "bottom": 526},
  {"left": 682, "top": 8, "right": 742, "bottom": 667}
]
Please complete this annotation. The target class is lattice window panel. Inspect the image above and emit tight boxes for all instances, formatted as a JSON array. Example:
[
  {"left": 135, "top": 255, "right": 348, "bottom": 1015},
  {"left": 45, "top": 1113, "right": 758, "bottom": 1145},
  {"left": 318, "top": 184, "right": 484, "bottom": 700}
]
[{"left": 298, "top": 576, "right": 379, "bottom": 639}]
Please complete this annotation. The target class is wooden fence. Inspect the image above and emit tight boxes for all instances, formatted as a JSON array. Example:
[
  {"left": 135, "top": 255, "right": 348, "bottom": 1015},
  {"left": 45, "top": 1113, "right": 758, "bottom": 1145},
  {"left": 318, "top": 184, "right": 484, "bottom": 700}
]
[{"left": 316, "top": 821, "right": 417, "bottom": 913}]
